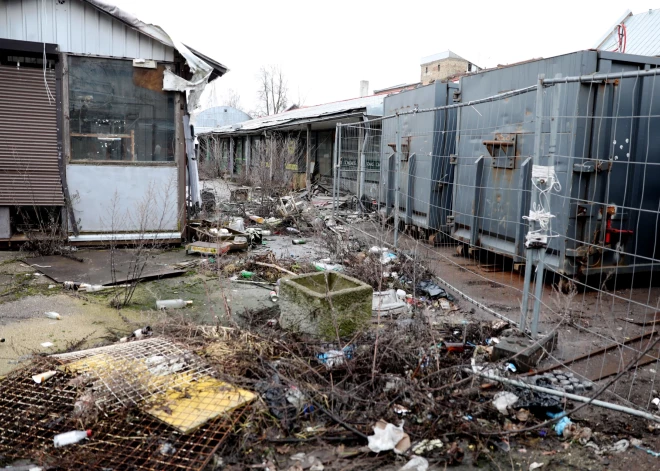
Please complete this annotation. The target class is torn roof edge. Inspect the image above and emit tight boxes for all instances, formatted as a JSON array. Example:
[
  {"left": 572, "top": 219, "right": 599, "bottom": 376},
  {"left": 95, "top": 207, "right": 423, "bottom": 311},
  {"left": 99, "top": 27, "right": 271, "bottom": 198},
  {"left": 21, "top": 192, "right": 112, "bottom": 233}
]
[{"left": 83, "top": 0, "right": 228, "bottom": 79}]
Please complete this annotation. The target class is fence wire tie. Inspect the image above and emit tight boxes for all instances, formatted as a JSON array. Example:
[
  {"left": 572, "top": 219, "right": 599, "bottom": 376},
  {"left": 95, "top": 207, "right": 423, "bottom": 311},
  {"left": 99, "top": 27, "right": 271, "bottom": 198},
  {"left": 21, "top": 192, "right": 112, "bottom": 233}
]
[{"left": 523, "top": 165, "right": 561, "bottom": 247}]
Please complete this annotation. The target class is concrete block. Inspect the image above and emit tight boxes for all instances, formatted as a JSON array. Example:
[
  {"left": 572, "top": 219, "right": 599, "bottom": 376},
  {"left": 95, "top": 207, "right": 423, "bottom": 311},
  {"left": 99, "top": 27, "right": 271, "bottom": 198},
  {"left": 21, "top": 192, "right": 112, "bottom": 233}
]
[
  {"left": 491, "top": 331, "right": 558, "bottom": 373},
  {"left": 279, "top": 272, "right": 373, "bottom": 339}
]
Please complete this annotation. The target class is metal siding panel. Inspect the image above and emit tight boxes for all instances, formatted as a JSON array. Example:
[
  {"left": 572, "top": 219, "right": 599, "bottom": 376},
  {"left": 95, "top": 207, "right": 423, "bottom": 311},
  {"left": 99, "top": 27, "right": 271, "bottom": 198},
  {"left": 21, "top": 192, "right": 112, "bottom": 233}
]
[
  {"left": 39, "top": 0, "right": 56, "bottom": 43},
  {"left": 22, "top": 0, "right": 40, "bottom": 42},
  {"left": 152, "top": 40, "right": 164, "bottom": 61},
  {"left": 0, "top": 66, "right": 64, "bottom": 206},
  {"left": 111, "top": 17, "right": 126, "bottom": 58},
  {"left": 68, "top": 0, "right": 85, "bottom": 54},
  {"left": 0, "top": 3, "right": 7, "bottom": 37},
  {"left": 97, "top": 12, "right": 112, "bottom": 56},
  {"left": 164, "top": 45, "right": 174, "bottom": 62},
  {"left": 53, "top": 0, "right": 70, "bottom": 51},
  {"left": 124, "top": 26, "right": 140, "bottom": 58},
  {"left": 83, "top": 2, "right": 98, "bottom": 55},
  {"left": 138, "top": 33, "right": 152, "bottom": 59},
  {"left": 6, "top": 0, "right": 24, "bottom": 40}
]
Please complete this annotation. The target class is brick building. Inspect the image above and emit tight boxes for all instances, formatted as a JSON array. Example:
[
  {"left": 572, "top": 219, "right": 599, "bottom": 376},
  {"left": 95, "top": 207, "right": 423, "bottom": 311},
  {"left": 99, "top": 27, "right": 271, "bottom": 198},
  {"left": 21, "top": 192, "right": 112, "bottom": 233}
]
[{"left": 420, "top": 50, "right": 480, "bottom": 85}]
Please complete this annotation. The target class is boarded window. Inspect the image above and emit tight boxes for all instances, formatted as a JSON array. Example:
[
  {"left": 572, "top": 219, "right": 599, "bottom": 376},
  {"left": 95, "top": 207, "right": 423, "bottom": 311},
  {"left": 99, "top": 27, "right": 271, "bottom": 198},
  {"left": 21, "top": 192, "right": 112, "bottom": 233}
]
[{"left": 68, "top": 56, "right": 175, "bottom": 162}]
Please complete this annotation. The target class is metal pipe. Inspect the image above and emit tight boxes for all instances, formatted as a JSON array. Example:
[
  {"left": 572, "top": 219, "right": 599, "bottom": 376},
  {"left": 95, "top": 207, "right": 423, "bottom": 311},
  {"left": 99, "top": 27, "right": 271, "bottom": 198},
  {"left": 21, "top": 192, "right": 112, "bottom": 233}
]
[
  {"left": 531, "top": 254, "right": 545, "bottom": 337},
  {"left": 543, "top": 68, "right": 660, "bottom": 85},
  {"left": 469, "top": 369, "right": 660, "bottom": 423},
  {"left": 522, "top": 75, "right": 545, "bottom": 333},
  {"left": 394, "top": 113, "right": 402, "bottom": 248}
]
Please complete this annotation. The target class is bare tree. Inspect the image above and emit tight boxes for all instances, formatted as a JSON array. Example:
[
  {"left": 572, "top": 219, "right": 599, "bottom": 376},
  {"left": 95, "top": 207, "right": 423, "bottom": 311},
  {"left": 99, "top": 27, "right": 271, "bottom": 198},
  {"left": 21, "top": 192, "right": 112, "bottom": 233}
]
[
  {"left": 256, "top": 65, "right": 289, "bottom": 116},
  {"left": 223, "top": 88, "right": 243, "bottom": 111}
]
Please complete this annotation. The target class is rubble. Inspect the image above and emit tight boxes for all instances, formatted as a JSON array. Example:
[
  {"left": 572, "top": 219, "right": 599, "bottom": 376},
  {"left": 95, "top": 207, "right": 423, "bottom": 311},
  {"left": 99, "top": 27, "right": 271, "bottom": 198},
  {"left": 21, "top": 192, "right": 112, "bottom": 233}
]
[{"left": 2, "top": 182, "right": 659, "bottom": 470}]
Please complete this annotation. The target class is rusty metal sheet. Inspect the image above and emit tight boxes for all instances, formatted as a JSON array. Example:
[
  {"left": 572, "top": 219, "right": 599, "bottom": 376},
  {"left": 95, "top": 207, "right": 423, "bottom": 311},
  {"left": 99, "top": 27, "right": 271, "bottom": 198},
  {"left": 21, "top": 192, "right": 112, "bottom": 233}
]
[{"left": 25, "top": 250, "right": 187, "bottom": 285}]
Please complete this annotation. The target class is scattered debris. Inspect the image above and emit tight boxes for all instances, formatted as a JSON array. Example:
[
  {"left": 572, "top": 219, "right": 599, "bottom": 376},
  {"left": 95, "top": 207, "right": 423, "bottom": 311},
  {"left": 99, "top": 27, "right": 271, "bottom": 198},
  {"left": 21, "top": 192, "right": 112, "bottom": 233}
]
[
  {"left": 399, "top": 456, "right": 429, "bottom": 471},
  {"left": 367, "top": 420, "right": 410, "bottom": 454},
  {"left": 493, "top": 391, "right": 519, "bottom": 415}
]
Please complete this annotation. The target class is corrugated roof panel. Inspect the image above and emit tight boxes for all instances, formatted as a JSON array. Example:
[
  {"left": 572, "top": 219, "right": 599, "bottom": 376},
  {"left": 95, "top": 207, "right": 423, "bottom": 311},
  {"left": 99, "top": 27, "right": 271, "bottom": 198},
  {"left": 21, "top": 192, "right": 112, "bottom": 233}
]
[
  {"left": 207, "top": 95, "right": 385, "bottom": 135},
  {"left": 599, "top": 9, "right": 660, "bottom": 56}
]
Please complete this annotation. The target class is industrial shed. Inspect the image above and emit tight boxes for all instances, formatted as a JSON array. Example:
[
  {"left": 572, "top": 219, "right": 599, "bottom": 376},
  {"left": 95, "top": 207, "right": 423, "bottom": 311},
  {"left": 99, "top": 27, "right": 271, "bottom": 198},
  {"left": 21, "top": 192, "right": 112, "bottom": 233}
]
[
  {"left": 0, "top": 0, "right": 227, "bottom": 242},
  {"left": 197, "top": 95, "right": 384, "bottom": 190}
]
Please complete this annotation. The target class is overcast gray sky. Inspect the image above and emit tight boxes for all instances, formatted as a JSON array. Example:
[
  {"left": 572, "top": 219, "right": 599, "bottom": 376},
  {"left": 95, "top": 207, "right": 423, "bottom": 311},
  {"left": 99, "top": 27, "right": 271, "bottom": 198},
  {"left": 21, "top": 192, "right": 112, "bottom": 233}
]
[{"left": 112, "top": 0, "right": 655, "bottom": 113}]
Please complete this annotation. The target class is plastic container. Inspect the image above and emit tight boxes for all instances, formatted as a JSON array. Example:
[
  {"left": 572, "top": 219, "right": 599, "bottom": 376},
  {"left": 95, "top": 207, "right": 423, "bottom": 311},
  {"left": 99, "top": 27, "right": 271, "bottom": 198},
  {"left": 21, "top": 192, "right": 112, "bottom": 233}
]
[
  {"left": 249, "top": 215, "right": 265, "bottom": 224},
  {"left": 53, "top": 430, "right": 92, "bottom": 447},
  {"left": 240, "top": 270, "right": 254, "bottom": 279},
  {"left": 156, "top": 299, "right": 193, "bottom": 310},
  {"left": 45, "top": 312, "right": 61, "bottom": 320}
]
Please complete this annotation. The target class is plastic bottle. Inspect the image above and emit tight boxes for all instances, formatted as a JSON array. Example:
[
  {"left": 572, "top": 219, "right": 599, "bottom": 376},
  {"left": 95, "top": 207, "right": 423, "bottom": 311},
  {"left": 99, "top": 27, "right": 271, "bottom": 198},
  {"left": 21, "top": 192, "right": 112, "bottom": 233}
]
[
  {"left": 45, "top": 312, "right": 61, "bottom": 320},
  {"left": 292, "top": 239, "right": 306, "bottom": 245},
  {"left": 53, "top": 430, "right": 92, "bottom": 447},
  {"left": 249, "top": 215, "right": 265, "bottom": 224},
  {"left": 240, "top": 270, "right": 254, "bottom": 279},
  {"left": 79, "top": 283, "right": 105, "bottom": 292},
  {"left": 156, "top": 299, "right": 193, "bottom": 310}
]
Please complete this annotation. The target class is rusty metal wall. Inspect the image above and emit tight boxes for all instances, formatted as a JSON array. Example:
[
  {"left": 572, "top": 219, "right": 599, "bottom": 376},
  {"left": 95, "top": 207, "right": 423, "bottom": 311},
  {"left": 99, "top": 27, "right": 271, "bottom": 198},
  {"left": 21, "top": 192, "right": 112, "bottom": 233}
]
[{"left": 0, "top": 65, "right": 64, "bottom": 206}]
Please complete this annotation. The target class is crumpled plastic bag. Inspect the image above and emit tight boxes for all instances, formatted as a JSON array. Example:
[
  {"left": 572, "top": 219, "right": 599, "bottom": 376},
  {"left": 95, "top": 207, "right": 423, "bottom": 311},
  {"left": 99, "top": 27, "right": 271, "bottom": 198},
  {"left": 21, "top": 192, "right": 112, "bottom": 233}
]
[
  {"left": 492, "top": 391, "right": 519, "bottom": 415},
  {"left": 399, "top": 456, "right": 429, "bottom": 471},
  {"left": 367, "top": 420, "right": 410, "bottom": 454}
]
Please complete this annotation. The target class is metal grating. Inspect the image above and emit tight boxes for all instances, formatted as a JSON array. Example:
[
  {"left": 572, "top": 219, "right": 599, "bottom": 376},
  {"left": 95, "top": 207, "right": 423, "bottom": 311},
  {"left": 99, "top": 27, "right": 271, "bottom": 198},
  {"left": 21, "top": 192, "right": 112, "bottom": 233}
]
[
  {"left": 0, "top": 339, "right": 249, "bottom": 470},
  {"left": 0, "top": 65, "right": 64, "bottom": 206},
  {"left": 52, "top": 338, "right": 218, "bottom": 410}
]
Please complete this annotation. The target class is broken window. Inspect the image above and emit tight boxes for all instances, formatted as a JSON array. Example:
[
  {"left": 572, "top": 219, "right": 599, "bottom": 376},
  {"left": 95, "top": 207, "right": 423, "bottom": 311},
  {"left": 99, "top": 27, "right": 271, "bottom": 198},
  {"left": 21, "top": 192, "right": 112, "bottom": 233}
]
[{"left": 68, "top": 56, "right": 175, "bottom": 162}]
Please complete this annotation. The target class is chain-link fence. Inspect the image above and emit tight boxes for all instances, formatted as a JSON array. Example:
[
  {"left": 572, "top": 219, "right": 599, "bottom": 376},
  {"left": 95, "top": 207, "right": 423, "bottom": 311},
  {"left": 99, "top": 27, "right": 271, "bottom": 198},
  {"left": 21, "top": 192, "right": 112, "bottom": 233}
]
[{"left": 334, "top": 61, "right": 660, "bottom": 417}]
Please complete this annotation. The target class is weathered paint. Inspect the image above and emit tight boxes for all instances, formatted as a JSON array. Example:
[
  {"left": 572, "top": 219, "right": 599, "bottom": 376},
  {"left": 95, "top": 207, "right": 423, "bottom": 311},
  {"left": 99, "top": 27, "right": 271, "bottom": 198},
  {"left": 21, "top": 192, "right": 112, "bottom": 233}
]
[
  {"left": 0, "top": 0, "right": 174, "bottom": 60},
  {"left": 66, "top": 165, "right": 178, "bottom": 232}
]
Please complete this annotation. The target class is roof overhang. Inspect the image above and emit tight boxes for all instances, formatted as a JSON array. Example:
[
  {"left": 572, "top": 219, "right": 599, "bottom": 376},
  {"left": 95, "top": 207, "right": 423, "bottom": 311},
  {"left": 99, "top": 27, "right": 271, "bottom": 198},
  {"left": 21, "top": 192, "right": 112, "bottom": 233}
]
[{"left": 83, "top": 0, "right": 227, "bottom": 79}]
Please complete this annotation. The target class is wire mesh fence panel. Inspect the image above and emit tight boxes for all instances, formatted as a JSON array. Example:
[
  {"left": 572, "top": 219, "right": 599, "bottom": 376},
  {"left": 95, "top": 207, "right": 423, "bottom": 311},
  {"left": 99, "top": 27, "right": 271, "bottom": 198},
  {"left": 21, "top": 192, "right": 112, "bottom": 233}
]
[{"left": 334, "top": 65, "right": 660, "bottom": 415}]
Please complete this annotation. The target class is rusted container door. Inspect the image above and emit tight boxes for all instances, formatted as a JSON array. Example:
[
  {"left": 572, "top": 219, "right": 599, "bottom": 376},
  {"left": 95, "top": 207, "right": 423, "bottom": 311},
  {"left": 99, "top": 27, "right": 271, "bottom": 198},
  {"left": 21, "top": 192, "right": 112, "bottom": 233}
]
[{"left": 0, "top": 65, "right": 64, "bottom": 206}]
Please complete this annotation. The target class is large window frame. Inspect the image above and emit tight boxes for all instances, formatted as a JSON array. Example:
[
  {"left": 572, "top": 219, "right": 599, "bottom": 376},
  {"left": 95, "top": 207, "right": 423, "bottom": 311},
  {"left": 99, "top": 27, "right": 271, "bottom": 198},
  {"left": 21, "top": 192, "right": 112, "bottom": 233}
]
[{"left": 66, "top": 55, "right": 177, "bottom": 165}]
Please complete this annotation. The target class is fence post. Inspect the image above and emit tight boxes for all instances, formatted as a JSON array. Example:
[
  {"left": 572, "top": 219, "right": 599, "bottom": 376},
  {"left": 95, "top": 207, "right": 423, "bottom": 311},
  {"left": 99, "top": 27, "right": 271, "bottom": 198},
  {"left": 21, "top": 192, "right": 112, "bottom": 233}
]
[
  {"left": 394, "top": 113, "right": 402, "bottom": 248},
  {"left": 229, "top": 137, "right": 235, "bottom": 177},
  {"left": 333, "top": 124, "right": 341, "bottom": 217},
  {"left": 521, "top": 74, "right": 545, "bottom": 335}
]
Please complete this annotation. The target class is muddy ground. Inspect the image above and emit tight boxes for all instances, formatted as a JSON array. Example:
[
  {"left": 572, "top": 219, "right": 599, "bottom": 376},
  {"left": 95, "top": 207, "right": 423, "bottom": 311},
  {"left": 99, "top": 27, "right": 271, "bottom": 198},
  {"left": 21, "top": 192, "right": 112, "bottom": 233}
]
[{"left": 2, "top": 190, "right": 660, "bottom": 468}]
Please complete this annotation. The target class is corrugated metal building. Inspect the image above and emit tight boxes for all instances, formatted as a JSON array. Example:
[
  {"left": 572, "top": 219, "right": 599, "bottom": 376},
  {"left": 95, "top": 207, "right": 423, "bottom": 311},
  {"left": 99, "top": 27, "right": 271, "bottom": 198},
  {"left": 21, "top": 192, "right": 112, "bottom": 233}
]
[
  {"left": 595, "top": 8, "right": 660, "bottom": 56},
  {"left": 198, "top": 95, "right": 384, "bottom": 189},
  {"left": 0, "top": 0, "right": 227, "bottom": 241}
]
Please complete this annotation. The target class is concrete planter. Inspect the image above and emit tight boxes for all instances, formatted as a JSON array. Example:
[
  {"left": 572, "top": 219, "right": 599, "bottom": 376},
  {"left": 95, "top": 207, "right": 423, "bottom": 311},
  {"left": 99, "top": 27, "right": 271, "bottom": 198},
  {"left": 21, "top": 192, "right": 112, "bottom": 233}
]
[{"left": 279, "top": 272, "right": 373, "bottom": 339}]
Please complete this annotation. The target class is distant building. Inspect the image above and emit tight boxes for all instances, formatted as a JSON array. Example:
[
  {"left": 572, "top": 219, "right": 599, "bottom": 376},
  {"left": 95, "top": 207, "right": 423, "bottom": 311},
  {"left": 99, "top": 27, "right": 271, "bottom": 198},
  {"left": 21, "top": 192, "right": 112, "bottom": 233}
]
[
  {"left": 595, "top": 9, "right": 660, "bottom": 56},
  {"left": 193, "top": 106, "right": 251, "bottom": 136},
  {"left": 420, "top": 50, "right": 480, "bottom": 85}
]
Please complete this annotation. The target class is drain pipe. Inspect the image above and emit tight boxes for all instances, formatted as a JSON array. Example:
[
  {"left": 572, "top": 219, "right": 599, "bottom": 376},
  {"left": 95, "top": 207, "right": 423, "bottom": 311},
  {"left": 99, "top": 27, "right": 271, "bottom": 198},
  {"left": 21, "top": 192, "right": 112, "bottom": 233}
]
[{"left": 469, "top": 369, "right": 660, "bottom": 423}]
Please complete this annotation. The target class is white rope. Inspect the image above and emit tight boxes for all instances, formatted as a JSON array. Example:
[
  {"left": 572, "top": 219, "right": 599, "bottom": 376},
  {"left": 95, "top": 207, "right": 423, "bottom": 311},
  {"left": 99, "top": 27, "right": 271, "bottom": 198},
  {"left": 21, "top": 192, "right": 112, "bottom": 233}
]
[
  {"left": 42, "top": 0, "right": 55, "bottom": 105},
  {"left": 523, "top": 165, "right": 561, "bottom": 247}
]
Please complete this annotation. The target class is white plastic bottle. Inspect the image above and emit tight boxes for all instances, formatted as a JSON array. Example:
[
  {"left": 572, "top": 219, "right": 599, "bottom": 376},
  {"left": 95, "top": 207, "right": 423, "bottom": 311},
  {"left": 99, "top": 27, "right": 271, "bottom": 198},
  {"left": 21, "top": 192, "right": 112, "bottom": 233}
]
[
  {"left": 156, "top": 299, "right": 193, "bottom": 310},
  {"left": 45, "top": 312, "right": 61, "bottom": 320},
  {"left": 53, "top": 430, "right": 91, "bottom": 447}
]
